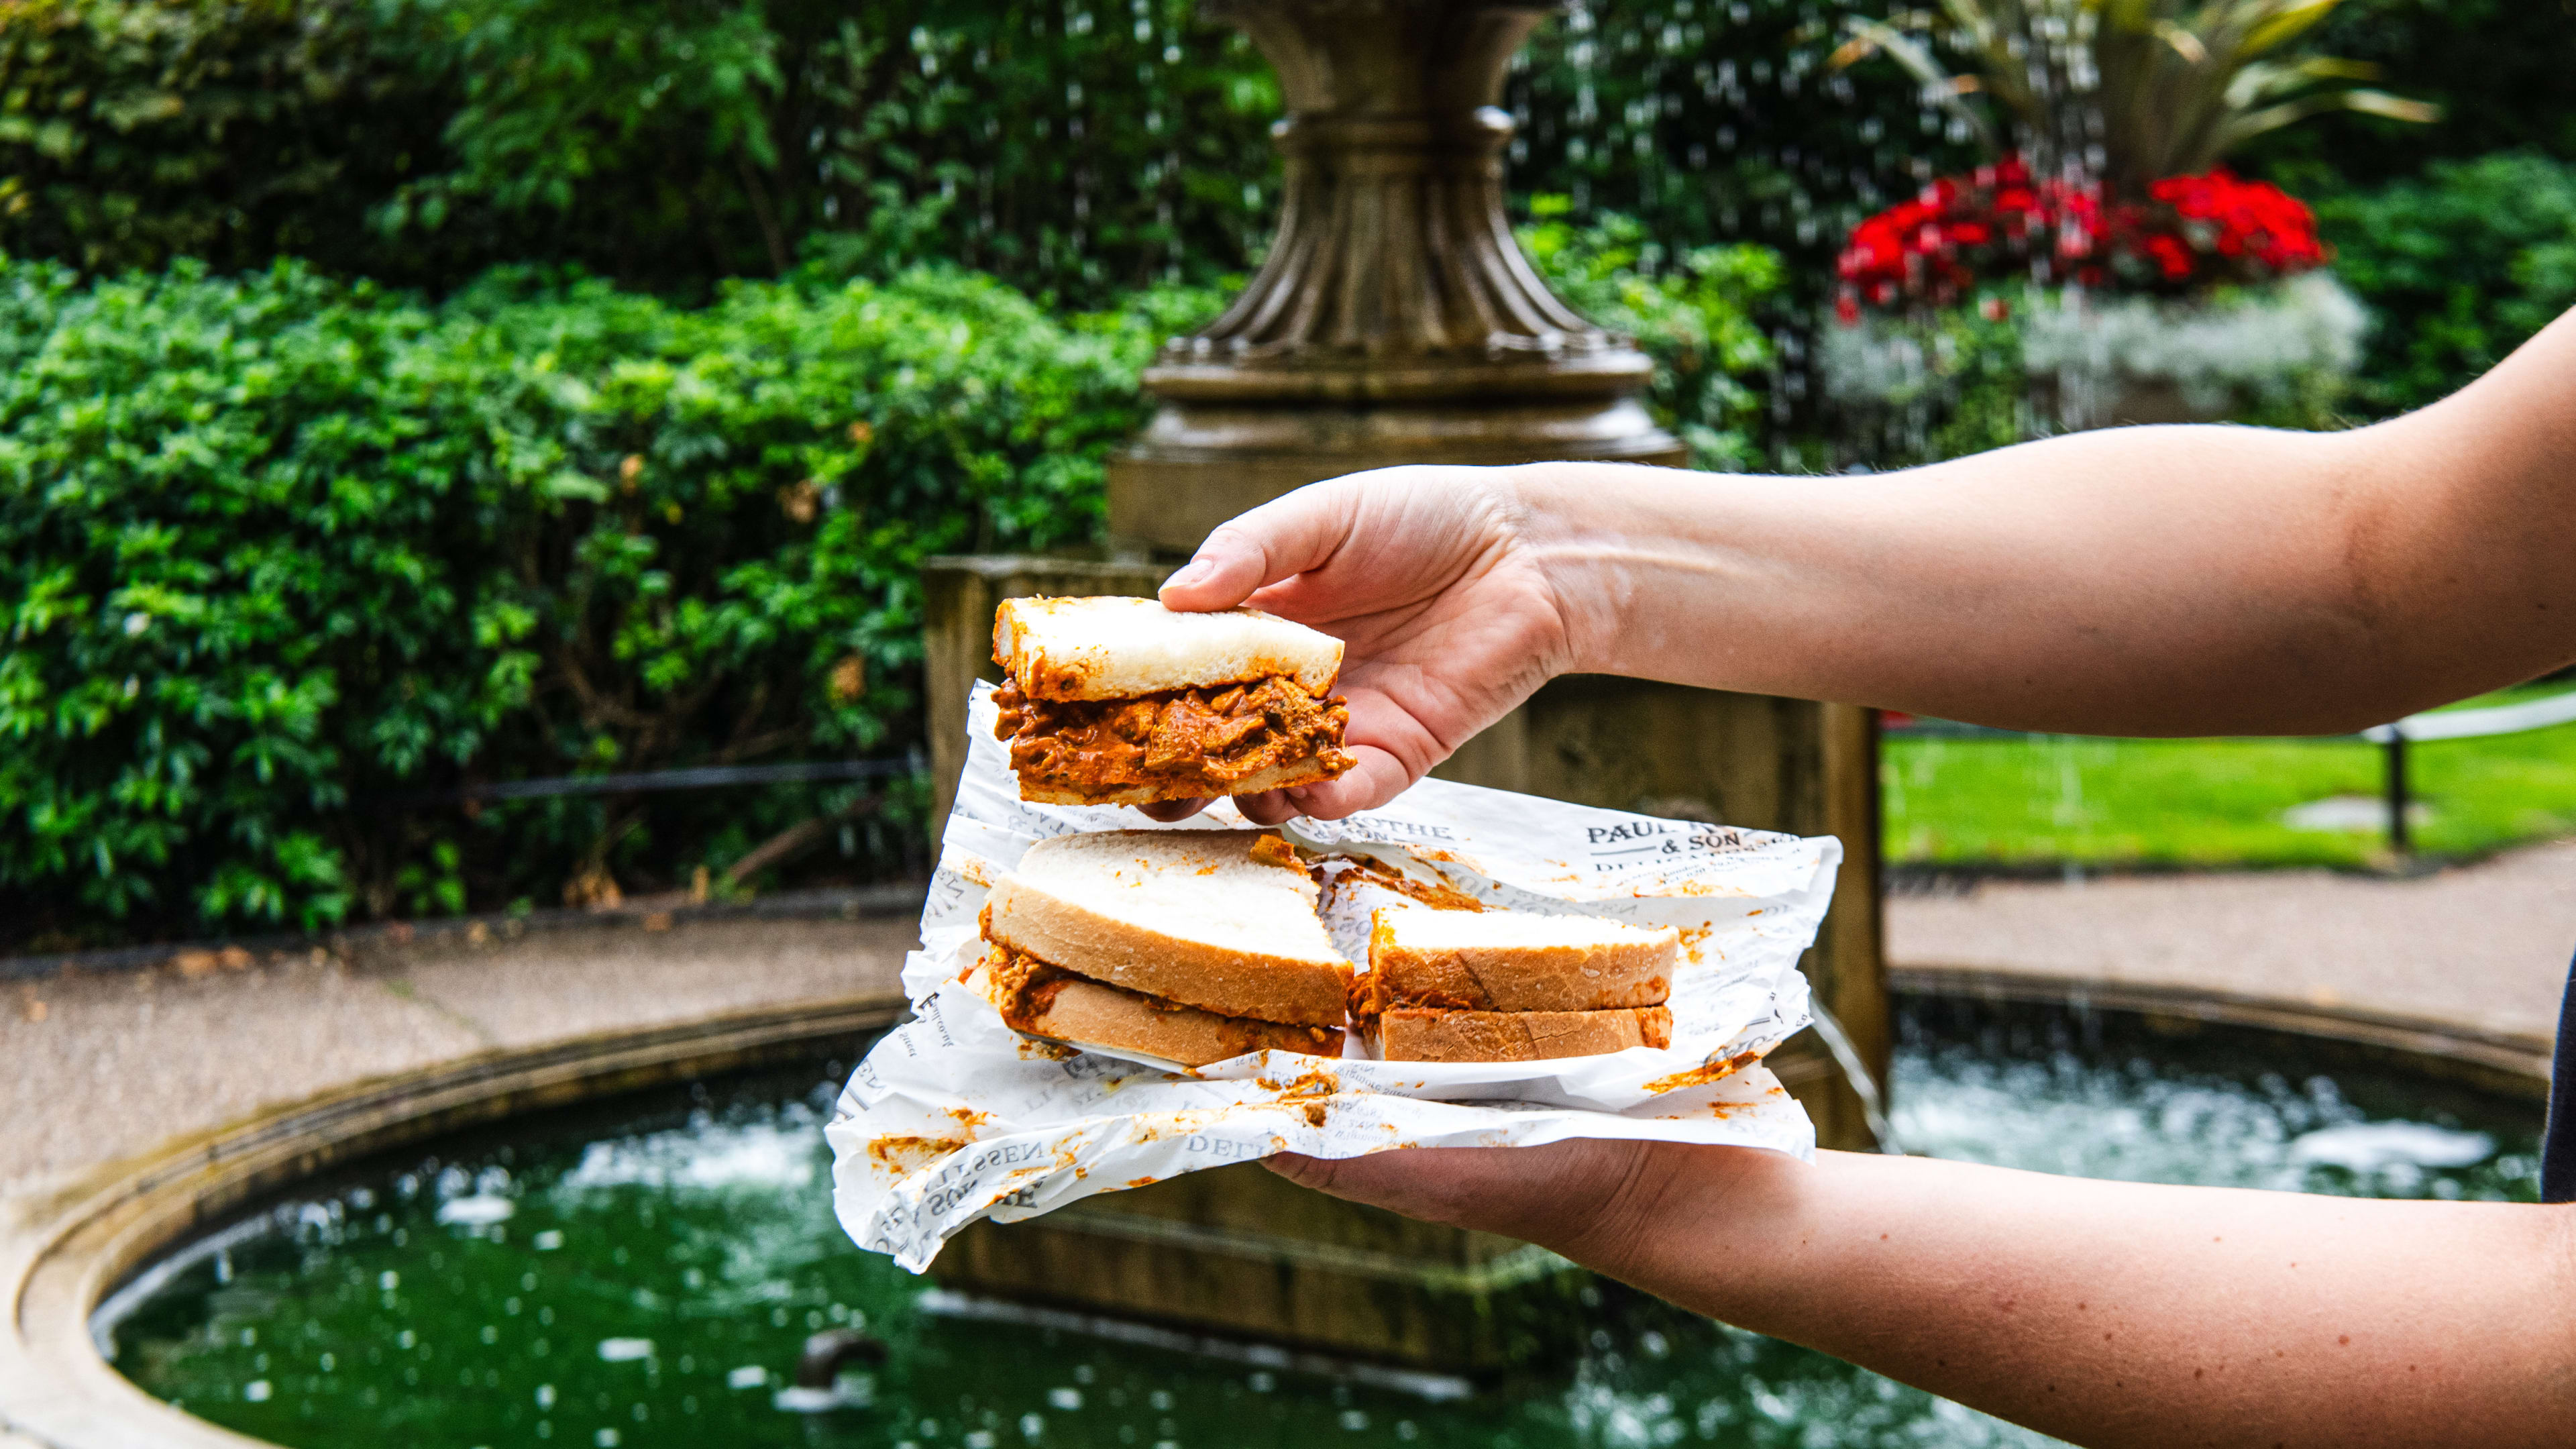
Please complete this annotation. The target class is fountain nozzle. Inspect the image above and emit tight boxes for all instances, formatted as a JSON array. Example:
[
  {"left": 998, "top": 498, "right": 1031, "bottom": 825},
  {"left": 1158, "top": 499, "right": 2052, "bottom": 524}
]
[{"left": 795, "top": 1327, "right": 889, "bottom": 1391}]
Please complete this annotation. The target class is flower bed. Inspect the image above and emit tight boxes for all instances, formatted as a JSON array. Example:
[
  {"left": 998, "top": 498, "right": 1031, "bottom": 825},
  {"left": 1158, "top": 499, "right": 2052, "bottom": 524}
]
[
  {"left": 1835, "top": 159, "right": 2328, "bottom": 317},
  {"left": 1821, "top": 274, "right": 2367, "bottom": 451},
  {"left": 1823, "top": 158, "right": 2361, "bottom": 460}
]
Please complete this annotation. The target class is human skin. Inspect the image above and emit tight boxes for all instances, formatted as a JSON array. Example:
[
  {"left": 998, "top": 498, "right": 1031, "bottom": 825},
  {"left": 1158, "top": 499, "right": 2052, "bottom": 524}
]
[
  {"left": 1150, "top": 310, "right": 2576, "bottom": 826},
  {"left": 1142, "top": 308, "right": 2576, "bottom": 1445},
  {"left": 1271, "top": 1142, "right": 2575, "bottom": 1448}
]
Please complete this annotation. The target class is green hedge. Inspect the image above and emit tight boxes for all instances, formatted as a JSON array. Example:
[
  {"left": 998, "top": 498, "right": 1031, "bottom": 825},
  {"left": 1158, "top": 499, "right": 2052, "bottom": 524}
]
[
  {"left": 1519, "top": 199, "right": 1786, "bottom": 470},
  {"left": 0, "top": 0, "right": 1285, "bottom": 300},
  {"left": 0, "top": 0, "right": 474, "bottom": 279},
  {"left": 0, "top": 211, "right": 1781, "bottom": 951},
  {"left": 1, "top": 0, "right": 1977, "bottom": 304},
  {"left": 2316, "top": 153, "right": 2576, "bottom": 417},
  {"left": 0, "top": 258, "right": 1216, "bottom": 949}
]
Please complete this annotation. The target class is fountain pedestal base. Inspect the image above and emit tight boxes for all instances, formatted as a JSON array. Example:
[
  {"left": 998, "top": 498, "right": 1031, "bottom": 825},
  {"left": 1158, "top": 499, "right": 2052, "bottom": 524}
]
[
  {"left": 932, "top": 1164, "right": 1582, "bottom": 1368},
  {"left": 1107, "top": 398, "right": 1682, "bottom": 555}
]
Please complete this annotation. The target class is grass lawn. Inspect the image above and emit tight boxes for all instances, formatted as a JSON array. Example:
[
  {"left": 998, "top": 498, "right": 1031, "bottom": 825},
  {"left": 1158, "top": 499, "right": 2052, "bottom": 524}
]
[{"left": 1883, "top": 688, "right": 2576, "bottom": 870}]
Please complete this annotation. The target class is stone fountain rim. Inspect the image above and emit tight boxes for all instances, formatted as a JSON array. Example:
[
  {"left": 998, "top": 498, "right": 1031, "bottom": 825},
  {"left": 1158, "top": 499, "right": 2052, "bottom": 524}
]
[
  {"left": 0, "top": 992, "right": 905, "bottom": 1449},
  {"left": 0, "top": 978, "right": 2545, "bottom": 1448},
  {"left": 1889, "top": 965, "right": 2552, "bottom": 1102}
]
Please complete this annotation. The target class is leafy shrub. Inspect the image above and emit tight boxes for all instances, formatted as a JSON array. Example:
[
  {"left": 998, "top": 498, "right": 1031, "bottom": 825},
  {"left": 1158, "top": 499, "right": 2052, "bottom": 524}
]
[
  {"left": 1505, "top": 0, "right": 1988, "bottom": 294},
  {"left": 1815, "top": 297, "right": 2027, "bottom": 468},
  {"left": 1830, "top": 0, "right": 2436, "bottom": 201},
  {"left": 0, "top": 0, "right": 1966, "bottom": 305},
  {"left": 5, "top": 0, "right": 2567, "bottom": 316},
  {"left": 0, "top": 0, "right": 1284, "bottom": 301},
  {"left": 0, "top": 0, "right": 458, "bottom": 276},
  {"left": 2315, "top": 152, "right": 2576, "bottom": 417},
  {"left": 0, "top": 260, "right": 465, "bottom": 933},
  {"left": 1519, "top": 199, "right": 1785, "bottom": 471},
  {"left": 0, "top": 257, "right": 1212, "bottom": 949},
  {"left": 2237, "top": 0, "right": 2576, "bottom": 195},
  {"left": 375, "top": 0, "right": 1289, "bottom": 299}
]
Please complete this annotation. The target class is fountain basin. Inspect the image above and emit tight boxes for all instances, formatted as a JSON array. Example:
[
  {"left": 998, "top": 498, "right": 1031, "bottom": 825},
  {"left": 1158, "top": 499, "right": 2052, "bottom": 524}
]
[
  {"left": 11, "top": 986, "right": 2538, "bottom": 1449},
  {"left": 0, "top": 997, "right": 904, "bottom": 1449}
]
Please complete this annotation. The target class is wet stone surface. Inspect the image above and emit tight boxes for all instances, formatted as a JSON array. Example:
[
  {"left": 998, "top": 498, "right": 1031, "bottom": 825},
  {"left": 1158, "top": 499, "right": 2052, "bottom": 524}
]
[{"left": 105, "top": 998, "right": 2539, "bottom": 1449}]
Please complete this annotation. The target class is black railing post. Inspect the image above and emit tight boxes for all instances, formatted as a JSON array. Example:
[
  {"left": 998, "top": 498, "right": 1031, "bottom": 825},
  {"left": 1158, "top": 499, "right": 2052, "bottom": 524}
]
[{"left": 2384, "top": 729, "right": 2411, "bottom": 855}]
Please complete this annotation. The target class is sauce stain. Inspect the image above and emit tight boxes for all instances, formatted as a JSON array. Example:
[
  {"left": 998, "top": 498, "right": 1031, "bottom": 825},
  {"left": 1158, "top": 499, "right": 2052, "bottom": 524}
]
[
  {"left": 1644, "top": 1049, "right": 1763, "bottom": 1095},
  {"left": 866, "top": 1134, "right": 967, "bottom": 1173}
]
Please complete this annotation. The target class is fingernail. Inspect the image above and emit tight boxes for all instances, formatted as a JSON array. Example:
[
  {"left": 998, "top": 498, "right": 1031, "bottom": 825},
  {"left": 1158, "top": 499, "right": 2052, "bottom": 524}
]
[{"left": 1163, "top": 558, "right": 1212, "bottom": 590}]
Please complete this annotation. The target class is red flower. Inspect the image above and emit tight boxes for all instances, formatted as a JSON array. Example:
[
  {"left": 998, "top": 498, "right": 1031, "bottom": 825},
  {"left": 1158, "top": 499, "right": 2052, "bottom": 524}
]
[{"left": 1837, "top": 158, "right": 2324, "bottom": 313}]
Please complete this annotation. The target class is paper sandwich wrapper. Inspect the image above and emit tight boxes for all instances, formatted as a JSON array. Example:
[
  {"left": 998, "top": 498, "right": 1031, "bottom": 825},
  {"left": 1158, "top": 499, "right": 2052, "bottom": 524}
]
[{"left": 827, "top": 684, "right": 1839, "bottom": 1272}]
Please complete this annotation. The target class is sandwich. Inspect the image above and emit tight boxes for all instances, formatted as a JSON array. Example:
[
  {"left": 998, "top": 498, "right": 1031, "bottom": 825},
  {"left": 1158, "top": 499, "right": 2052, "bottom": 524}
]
[
  {"left": 979, "top": 829, "right": 1352, "bottom": 1067},
  {"left": 1352, "top": 906, "right": 1678, "bottom": 1062},
  {"left": 990, "top": 596, "right": 1358, "bottom": 806}
]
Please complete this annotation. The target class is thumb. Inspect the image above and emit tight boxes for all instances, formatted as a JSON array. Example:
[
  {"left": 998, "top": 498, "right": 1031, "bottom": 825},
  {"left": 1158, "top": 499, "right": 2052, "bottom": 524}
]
[{"left": 1156, "top": 477, "right": 1362, "bottom": 614}]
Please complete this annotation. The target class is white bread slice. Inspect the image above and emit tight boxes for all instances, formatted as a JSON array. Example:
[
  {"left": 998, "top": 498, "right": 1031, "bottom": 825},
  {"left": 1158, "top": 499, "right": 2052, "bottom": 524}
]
[
  {"left": 1010, "top": 971, "right": 1343, "bottom": 1067},
  {"left": 983, "top": 830, "right": 1352, "bottom": 1026},
  {"left": 1360, "top": 906, "right": 1676, "bottom": 1014},
  {"left": 1368, "top": 1006, "right": 1672, "bottom": 1063},
  {"left": 994, "top": 596, "right": 1343, "bottom": 701}
]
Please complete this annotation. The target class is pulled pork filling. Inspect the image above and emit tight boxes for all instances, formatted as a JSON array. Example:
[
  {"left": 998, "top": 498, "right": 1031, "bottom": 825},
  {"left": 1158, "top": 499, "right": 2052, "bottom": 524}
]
[
  {"left": 987, "top": 943, "right": 1237, "bottom": 1030},
  {"left": 993, "top": 674, "right": 1355, "bottom": 798},
  {"left": 1346, "top": 971, "right": 1485, "bottom": 1026},
  {"left": 987, "top": 945, "right": 1085, "bottom": 1034},
  {"left": 986, "top": 943, "right": 1339, "bottom": 1053}
]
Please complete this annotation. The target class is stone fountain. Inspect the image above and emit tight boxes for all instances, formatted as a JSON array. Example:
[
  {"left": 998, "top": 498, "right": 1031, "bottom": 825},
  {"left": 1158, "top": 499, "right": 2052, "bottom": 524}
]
[{"left": 920, "top": 0, "right": 1884, "bottom": 1368}]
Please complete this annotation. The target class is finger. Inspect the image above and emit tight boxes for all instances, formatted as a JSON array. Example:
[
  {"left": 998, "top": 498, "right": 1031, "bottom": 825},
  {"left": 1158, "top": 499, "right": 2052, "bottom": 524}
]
[
  {"left": 1156, "top": 476, "right": 1366, "bottom": 614},
  {"left": 1131, "top": 798, "right": 1212, "bottom": 823},
  {"left": 1265, "top": 1148, "right": 1499, "bottom": 1226},
  {"left": 1267, "top": 1140, "right": 1652, "bottom": 1244},
  {"left": 1230, "top": 789, "right": 1299, "bottom": 825},
  {"left": 1275, "top": 747, "right": 1415, "bottom": 820}
]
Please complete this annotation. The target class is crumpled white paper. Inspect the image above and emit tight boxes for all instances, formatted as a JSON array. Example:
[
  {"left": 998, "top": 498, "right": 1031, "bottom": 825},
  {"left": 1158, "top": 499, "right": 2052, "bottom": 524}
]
[{"left": 827, "top": 684, "right": 1841, "bottom": 1272}]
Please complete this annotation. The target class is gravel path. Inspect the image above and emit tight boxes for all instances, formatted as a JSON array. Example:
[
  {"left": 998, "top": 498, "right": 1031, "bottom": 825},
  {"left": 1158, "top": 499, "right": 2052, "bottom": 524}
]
[
  {"left": 0, "top": 915, "right": 912, "bottom": 1197},
  {"left": 1888, "top": 839, "right": 2576, "bottom": 1045}
]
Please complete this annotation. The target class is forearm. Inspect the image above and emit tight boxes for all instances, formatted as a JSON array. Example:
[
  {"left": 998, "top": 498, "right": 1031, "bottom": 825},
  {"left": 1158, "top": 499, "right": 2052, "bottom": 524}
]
[
  {"left": 1570, "top": 1147, "right": 2576, "bottom": 1448},
  {"left": 1513, "top": 427, "right": 2384, "bottom": 734},
  {"left": 1513, "top": 315, "right": 2576, "bottom": 735}
]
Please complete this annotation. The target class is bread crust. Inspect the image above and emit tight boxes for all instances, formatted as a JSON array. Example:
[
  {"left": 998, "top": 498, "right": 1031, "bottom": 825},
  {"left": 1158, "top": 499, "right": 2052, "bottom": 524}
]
[
  {"left": 1360, "top": 913, "right": 1674, "bottom": 1014},
  {"left": 984, "top": 849, "right": 1352, "bottom": 1027},
  {"left": 1365, "top": 1006, "right": 1674, "bottom": 1063},
  {"left": 1010, "top": 973, "right": 1342, "bottom": 1068}
]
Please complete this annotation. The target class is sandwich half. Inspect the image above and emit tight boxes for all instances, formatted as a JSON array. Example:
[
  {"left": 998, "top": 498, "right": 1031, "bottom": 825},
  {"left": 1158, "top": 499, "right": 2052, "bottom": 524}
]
[
  {"left": 980, "top": 829, "right": 1352, "bottom": 1066},
  {"left": 990, "top": 596, "right": 1358, "bottom": 805},
  {"left": 1354, "top": 906, "right": 1678, "bottom": 1063}
]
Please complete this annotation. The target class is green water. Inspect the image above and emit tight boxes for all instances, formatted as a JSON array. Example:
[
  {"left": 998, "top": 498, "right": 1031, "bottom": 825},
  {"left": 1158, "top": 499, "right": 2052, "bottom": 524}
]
[{"left": 103, "top": 1000, "right": 2542, "bottom": 1449}]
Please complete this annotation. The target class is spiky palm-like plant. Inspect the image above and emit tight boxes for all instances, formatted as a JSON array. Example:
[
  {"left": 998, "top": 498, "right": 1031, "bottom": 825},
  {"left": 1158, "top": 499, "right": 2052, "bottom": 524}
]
[{"left": 1832, "top": 0, "right": 2436, "bottom": 198}]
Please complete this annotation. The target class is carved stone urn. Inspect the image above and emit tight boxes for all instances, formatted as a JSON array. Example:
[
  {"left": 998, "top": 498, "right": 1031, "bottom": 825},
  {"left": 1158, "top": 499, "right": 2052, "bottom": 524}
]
[{"left": 1105, "top": 0, "right": 1682, "bottom": 553}]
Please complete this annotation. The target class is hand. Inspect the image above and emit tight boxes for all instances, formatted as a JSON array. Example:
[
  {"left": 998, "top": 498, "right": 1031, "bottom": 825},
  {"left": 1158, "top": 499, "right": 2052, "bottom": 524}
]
[
  {"left": 1263, "top": 1139, "right": 1665, "bottom": 1262},
  {"left": 1144, "top": 464, "right": 1578, "bottom": 824},
  {"left": 1263, "top": 1138, "right": 1795, "bottom": 1282}
]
